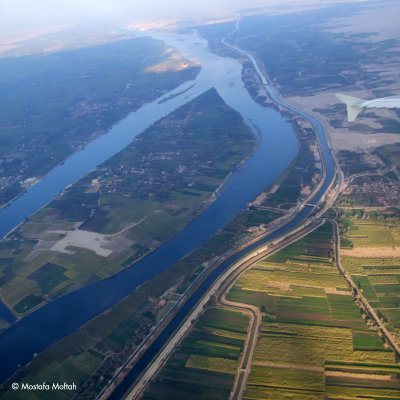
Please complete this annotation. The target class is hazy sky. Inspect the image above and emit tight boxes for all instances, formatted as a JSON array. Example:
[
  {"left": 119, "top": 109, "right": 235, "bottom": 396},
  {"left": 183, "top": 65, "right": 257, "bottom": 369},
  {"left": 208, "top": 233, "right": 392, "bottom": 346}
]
[
  {"left": 0, "top": 0, "right": 365, "bottom": 38},
  {"left": 0, "top": 0, "right": 260, "bottom": 37}
]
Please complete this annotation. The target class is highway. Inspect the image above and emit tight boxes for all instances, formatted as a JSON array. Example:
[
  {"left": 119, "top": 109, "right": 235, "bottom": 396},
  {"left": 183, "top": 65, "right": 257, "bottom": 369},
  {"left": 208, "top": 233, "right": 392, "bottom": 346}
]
[{"left": 96, "top": 199, "right": 318, "bottom": 400}]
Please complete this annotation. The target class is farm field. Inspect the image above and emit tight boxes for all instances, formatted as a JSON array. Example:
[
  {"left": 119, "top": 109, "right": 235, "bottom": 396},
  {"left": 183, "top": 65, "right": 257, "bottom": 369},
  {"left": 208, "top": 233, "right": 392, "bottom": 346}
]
[
  {"left": 340, "top": 211, "right": 400, "bottom": 344},
  {"left": 227, "top": 223, "right": 400, "bottom": 400},
  {"left": 140, "top": 307, "right": 249, "bottom": 400},
  {"left": 342, "top": 214, "right": 400, "bottom": 248}
]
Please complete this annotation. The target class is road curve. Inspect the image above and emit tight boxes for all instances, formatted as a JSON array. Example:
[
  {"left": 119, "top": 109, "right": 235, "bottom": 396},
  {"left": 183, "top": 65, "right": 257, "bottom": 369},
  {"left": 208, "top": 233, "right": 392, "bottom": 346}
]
[{"left": 219, "top": 300, "right": 260, "bottom": 400}]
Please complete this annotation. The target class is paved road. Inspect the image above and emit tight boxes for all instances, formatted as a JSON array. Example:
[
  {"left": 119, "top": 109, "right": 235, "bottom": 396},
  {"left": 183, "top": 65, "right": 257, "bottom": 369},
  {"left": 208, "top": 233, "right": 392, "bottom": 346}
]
[
  {"left": 223, "top": 216, "right": 400, "bottom": 400},
  {"left": 217, "top": 20, "right": 341, "bottom": 399}
]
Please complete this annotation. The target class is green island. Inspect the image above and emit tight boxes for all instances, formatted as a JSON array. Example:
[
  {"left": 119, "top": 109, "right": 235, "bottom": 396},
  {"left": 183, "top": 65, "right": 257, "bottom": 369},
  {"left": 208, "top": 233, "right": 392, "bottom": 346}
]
[
  {"left": 0, "top": 36, "right": 199, "bottom": 205},
  {"left": 99, "top": 4, "right": 400, "bottom": 399},
  {"left": 0, "top": 204, "right": 286, "bottom": 399},
  {"left": 0, "top": 88, "right": 255, "bottom": 317}
]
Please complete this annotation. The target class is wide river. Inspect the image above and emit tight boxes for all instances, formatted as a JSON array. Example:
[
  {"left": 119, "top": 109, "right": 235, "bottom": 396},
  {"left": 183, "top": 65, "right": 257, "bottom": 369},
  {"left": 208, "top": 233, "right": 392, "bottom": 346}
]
[{"left": 0, "top": 31, "right": 299, "bottom": 383}]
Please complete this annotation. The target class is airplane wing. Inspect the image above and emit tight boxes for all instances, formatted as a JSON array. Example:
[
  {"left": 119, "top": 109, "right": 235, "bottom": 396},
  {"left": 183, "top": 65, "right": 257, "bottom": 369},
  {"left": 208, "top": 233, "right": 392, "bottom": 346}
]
[
  {"left": 336, "top": 94, "right": 400, "bottom": 122},
  {"left": 361, "top": 97, "right": 400, "bottom": 109}
]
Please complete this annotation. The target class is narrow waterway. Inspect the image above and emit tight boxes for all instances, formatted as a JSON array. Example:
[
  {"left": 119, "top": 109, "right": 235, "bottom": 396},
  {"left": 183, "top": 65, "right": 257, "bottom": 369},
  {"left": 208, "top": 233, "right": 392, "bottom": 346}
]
[{"left": 0, "top": 31, "right": 299, "bottom": 384}]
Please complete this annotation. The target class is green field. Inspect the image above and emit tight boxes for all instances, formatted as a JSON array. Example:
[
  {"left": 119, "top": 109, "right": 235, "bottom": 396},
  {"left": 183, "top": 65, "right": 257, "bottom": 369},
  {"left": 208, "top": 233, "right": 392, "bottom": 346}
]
[
  {"left": 0, "top": 89, "right": 255, "bottom": 315},
  {"left": 339, "top": 211, "right": 400, "bottom": 338},
  {"left": 141, "top": 307, "right": 249, "bottom": 400},
  {"left": 224, "top": 223, "right": 400, "bottom": 400},
  {"left": 345, "top": 218, "right": 399, "bottom": 248}
]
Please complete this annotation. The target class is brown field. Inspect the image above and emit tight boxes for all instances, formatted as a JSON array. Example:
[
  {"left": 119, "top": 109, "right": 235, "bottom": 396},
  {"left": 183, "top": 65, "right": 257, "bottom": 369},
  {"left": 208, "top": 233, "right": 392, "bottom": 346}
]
[
  {"left": 325, "top": 371, "right": 393, "bottom": 381},
  {"left": 341, "top": 247, "right": 400, "bottom": 258}
]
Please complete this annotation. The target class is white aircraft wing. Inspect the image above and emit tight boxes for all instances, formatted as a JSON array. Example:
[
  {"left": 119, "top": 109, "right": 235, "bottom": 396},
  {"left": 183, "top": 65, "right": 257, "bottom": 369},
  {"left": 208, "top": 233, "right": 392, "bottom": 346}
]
[
  {"left": 361, "top": 97, "right": 400, "bottom": 109},
  {"left": 336, "top": 94, "right": 400, "bottom": 122}
]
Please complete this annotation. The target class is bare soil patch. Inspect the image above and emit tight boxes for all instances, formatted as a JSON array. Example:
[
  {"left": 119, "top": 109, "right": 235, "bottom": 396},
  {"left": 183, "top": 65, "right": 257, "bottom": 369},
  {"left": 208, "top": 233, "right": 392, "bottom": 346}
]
[
  {"left": 253, "top": 361, "right": 323, "bottom": 372},
  {"left": 342, "top": 247, "right": 400, "bottom": 258},
  {"left": 325, "top": 370, "right": 393, "bottom": 381},
  {"left": 324, "top": 287, "right": 351, "bottom": 295}
]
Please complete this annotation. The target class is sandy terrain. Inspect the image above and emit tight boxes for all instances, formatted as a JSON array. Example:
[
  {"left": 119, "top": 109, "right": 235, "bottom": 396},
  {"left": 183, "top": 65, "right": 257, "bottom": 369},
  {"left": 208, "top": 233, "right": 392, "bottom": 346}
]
[
  {"left": 0, "top": 24, "right": 74, "bottom": 56},
  {"left": 285, "top": 1, "right": 400, "bottom": 153},
  {"left": 267, "top": 281, "right": 291, "bottom": 291},
  {"left": 46, "top": 218, "right": 148, "bottom": 257},
  {"left": 330, "top": 131, "right": 400, "bottom": 152},
  {"left": 23, "top": 215, "right": 147, "bottom": 261},
  {"left": 252, "top": 192, "right": 268, "bottom": 206},
  {"left": 288, "top": 93, "right": 400, "bottom": 152},
  {"left": 49, "top": 229, "right": 114, "bottom": 257},
  {"left": 342, "top": 246, "right": 400, "bottom": 258}
]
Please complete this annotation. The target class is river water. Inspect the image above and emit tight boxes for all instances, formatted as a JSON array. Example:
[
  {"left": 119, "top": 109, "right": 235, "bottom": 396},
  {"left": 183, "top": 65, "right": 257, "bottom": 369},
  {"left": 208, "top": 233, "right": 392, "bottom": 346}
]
[{"left": 0, "top": 31, "right": 298, "bottom": 383}]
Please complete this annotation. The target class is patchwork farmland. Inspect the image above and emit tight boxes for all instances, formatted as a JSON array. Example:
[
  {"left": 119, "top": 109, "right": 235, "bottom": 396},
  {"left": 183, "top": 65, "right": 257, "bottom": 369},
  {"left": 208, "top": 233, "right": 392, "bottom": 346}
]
[
  {"left": 228, "top": 223, "right": 400, "bottom": 400},
  {"left": 141, "top": 307, "right": 249, "bottom": 400},
  {"left": 340, "top": 211, "right": 400, "bottom": 344}
]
